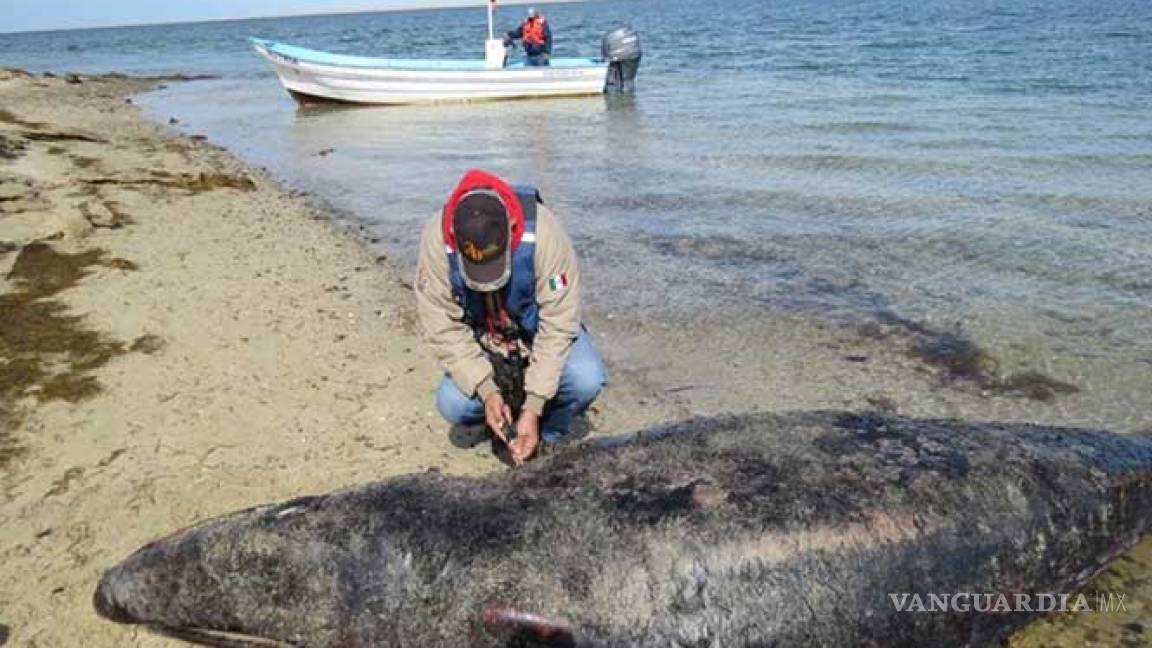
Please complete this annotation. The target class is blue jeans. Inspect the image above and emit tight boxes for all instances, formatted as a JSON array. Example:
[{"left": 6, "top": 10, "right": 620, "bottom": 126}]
[
  {"left": 526, "top": 53, "right": 551, "bottom": 66},
  {"left": 436, "top": 331, "right": 606, "bottom": 442}
]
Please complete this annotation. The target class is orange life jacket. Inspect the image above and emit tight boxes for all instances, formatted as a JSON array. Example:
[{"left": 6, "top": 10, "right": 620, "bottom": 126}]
[{"left": 522, "top": 16, "right": 547, "bottom": 46}]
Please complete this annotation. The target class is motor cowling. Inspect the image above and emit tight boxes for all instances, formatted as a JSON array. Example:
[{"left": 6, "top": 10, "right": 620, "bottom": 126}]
[{"left": 602, "top": 26, "right": 641, "bottom": 93}]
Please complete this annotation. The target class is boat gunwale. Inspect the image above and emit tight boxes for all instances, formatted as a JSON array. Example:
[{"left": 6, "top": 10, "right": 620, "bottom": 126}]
[{"left": 251, "top": 38, "right": 607, "bottom": 74}]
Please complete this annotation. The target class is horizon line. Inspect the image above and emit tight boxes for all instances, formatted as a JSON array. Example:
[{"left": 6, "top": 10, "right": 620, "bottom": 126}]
[{"left": 0, "top": 0, "right": 589, "bottom": 36}]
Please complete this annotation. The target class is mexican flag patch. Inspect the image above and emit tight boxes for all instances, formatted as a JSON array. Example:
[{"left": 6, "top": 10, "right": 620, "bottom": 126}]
[{"left": 548, "top": 273, "right": 569, "bottom": 293}]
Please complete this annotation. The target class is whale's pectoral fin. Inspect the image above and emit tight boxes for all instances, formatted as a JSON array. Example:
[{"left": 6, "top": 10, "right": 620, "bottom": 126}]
[
  {"left": 151, "top": 625, "right": 299, "bottom": 648},
  {"left": 481, "top": 605, "right": 579, "bottom": 648}
]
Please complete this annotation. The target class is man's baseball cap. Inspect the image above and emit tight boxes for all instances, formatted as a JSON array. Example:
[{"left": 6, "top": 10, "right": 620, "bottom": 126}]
[{"left": 453, "top": 189, "right": 511, "bottom": 291}]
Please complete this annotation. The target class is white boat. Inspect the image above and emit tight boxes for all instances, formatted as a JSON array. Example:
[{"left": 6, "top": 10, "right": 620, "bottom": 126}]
[{"left": 250, "top": 6, "right": 640, "bottom": 106}]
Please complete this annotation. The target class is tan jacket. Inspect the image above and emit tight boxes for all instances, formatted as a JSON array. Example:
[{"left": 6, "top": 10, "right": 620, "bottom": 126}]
[{"left": 415, "top": 204, "right": 582, "bottom": 415}]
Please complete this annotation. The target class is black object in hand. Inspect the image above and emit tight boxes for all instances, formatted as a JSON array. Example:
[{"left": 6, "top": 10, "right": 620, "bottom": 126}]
[{"left": 488, "top": 349, "right": 528, "bottom": 441}]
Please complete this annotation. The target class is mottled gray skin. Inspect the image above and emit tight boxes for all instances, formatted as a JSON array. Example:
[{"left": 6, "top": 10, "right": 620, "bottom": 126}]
[{"left": 94, "top": 411, "right": 1152, "bottom": 648}]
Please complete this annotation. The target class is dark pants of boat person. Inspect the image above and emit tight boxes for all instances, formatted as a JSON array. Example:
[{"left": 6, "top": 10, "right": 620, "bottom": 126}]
[{"left": 526, "top": 53, "right": 550, "bottom": 66}]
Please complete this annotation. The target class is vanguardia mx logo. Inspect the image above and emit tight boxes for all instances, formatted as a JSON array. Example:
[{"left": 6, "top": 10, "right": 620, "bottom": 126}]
[{"left": 889, "top": 592, "right": 1128, "bottom": 613}]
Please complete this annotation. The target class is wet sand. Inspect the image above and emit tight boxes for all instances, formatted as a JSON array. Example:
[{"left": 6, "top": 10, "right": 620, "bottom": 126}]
[{"left": 0, "top": 70, "right": 1147, "bottom": 647}]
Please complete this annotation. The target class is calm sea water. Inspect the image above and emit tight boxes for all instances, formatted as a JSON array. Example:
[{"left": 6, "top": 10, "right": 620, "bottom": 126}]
[{"left": 3, "top": 0, "right": 1152, "bottom": 383}]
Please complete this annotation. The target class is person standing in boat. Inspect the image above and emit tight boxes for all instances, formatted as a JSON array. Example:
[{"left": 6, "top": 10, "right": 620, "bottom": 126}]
[
  {"left": 504, "top": 7, "right": 552, "bottom": 66},
  {"left": 415, "top": 169, "right": 607, "bottom": 465}
]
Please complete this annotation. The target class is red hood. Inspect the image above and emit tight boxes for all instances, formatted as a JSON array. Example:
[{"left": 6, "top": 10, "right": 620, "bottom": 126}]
[{"left": 441, "top": 169, "right": 526, "bottom": 251}]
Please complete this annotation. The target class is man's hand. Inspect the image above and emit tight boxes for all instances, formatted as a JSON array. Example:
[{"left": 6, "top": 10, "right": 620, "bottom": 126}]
[
  {"left": 509, "top": 410, "right": 540, "bottom": 465},
  {"left": 484, "top": 392, "right": 513, "bottom": 444}
]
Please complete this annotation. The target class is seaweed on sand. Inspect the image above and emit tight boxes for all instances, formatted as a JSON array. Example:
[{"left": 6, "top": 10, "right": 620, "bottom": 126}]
[
  {"left": 0, "top": 134, "right": 26, "bottom": 161},
  {"left": 0, "top": 108, "right": 47, "bottom": 130},
  {"left": 0, "top": 243, "right": 135, "bottom": 468},
  {"left": 81, "top": 171, "right": 256, "bottom": 194},
  {"left": 875, "top": 311, "right": 1080, "bottom": 402}
]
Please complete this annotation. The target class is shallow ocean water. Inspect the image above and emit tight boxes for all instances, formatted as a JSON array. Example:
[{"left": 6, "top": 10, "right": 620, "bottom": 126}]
[{"left": 4, "top": 0, "right": 1149, "bottom": 375}]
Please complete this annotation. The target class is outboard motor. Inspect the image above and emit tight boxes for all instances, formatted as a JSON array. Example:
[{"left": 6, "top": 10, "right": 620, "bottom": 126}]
[{"left": 602, "top": 26, "right": 642, "bottom": 93}]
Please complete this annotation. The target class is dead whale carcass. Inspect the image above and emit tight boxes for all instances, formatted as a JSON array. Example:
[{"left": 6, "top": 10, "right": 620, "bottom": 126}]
[{"left": 94, "top": 411, "right": 1152, "bottom": 647}]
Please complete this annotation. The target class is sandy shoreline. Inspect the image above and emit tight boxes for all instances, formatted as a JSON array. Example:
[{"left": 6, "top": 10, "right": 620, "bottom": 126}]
[{"left": 0, "top": 70, "right": 1147, "bottom": 647}]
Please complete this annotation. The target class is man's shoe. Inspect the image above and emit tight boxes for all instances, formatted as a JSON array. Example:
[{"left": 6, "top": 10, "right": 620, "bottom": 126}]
[
  {"left": 566, "top": 415, "right": 594, "bottom": 443},
  {"left": 540, "top": 415, "right": 594, "bottom": 446},
  {"left": 448, "top": 423, "right": 491, "bottom": 449}
]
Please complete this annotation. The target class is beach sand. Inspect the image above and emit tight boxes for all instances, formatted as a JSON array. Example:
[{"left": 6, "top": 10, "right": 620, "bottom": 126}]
[{"left": 0, "top": 71, "right": 1147, "bottom": 647}]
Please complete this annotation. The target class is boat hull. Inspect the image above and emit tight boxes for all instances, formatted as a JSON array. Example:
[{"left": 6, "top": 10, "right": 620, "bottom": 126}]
[{"left": 252, "top": 40, "right": 611, "bottom": 105}]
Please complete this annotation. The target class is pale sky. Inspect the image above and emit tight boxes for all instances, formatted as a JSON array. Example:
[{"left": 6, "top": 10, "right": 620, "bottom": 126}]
[{"left": 1, "top": 0, "right": 545, "bottom": 34}]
